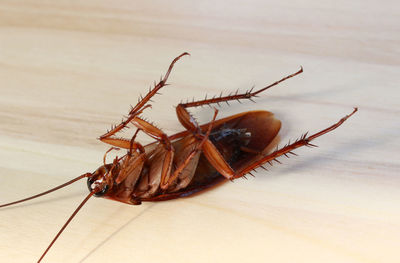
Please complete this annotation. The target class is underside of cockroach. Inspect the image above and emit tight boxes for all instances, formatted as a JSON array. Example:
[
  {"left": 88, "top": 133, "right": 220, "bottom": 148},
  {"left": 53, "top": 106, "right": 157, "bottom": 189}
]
[
  {"left": 91, "top": 110, "right": 281, "bottom": 205},
  {"left": 1, "top": 53, "right": 357, "bottom": 263}
]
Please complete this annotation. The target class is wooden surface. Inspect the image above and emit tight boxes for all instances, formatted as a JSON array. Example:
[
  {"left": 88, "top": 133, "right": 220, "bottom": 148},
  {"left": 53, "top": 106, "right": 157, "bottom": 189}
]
[{"left": 0, "top": 1, "right": 399, "bottom": 262}]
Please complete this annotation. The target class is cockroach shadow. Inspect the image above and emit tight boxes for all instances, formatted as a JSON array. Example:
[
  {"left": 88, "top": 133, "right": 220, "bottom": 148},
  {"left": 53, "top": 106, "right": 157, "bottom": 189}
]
[{"left": 78, "top": 203, "right": 156, "bottom": 263}]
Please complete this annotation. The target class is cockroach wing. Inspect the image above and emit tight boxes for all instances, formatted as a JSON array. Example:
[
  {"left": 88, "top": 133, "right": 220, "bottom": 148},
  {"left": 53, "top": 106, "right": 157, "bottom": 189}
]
[
  {"left": 226, "top": 110, "right": 281, "bottom": 171},
  {"left": 199, "top": 110, "right": 281, "bottom": 171}
]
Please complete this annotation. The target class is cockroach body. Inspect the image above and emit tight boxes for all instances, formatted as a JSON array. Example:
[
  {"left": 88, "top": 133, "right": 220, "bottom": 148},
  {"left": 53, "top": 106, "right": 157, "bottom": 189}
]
[
  {"left": 0, "top": 53, "right": 357, "bottom": 262},
  {"left": 90, "top": 110, "right": 279, "bottom": 205}
]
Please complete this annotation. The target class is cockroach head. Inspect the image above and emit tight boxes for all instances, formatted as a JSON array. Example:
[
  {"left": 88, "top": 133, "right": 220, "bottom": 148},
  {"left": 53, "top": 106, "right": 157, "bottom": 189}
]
[{"left": 87, "top": 164, "right": 114, "bottom": 197}]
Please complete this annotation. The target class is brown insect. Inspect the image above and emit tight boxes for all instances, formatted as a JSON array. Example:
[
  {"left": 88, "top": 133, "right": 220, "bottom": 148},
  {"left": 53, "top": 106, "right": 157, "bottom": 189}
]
[{"left": 1, "top": 53, "right": 357, "bottom": 262}]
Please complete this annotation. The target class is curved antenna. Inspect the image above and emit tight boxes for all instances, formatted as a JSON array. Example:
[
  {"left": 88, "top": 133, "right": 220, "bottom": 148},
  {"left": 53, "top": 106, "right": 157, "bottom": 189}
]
[
  {"left": 37, "top": 191, "right": 95, "bottom": 262},
  {"left": 0, "top": 173, "right": 90, "bottom": 208}
]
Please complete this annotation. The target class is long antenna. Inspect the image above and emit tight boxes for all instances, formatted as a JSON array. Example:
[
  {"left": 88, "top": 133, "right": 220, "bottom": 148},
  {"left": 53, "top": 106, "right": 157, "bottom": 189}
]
[
  {"left": 0, "top": 173, "right": 90, "bottom": 208},
  {"left": 37, "top": 191, "right": 95, "bottom": 263}
]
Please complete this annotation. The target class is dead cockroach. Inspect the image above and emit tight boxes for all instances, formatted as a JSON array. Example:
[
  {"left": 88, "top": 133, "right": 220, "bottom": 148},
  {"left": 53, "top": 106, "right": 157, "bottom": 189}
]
[{"left": 1, "top": 52, "right": 357, "bottom": 262}]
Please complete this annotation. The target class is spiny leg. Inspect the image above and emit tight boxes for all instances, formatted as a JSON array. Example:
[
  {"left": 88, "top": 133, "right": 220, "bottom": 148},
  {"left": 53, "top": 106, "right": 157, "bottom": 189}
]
[
  {"left": 100, "top": 128, "right": 145, "bottom": 152},
  {"left": 160, "top": 108, "right": 219, "bottom": 190},
  {"left": 129, "top": 52, "right": 189, "bottom": 116},
  {"left": 175, "top": 67, "right": 302, "bottom": 132},
  {"left": 100, "top": 52, "right": 189, "bottom": 146},
  {"left": 130, "top": 116, "right": 173, "bottom": 150},
  {"left": 128, "top": 129, "right": 145, "bottom": 155},
  {"left": 202, "top": 108, "right": 358, "bottom": 180},
  {"left": 235, "top": 107, "right": 358, "bottom": 177},
  {"left": 103, "top": 147, "right": 120, "bottom": 166}
]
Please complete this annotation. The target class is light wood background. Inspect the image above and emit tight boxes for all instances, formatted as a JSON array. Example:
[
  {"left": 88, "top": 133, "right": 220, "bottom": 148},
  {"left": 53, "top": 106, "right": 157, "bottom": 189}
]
[{"left": 0, "top": 1, "right": 399, "bottom": 263}]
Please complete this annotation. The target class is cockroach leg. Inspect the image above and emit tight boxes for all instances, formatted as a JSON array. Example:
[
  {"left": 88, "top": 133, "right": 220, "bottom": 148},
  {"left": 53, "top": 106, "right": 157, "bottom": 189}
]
[
  {"left": 130, "top": 117, "right": 172, "bottom": 149},
  {"left": 103, "top": 147, "right": 120, "bottom": 166},
  {"left": 99, "top": 52, "right": 189, "bottom": 147},
  {"left": 175, "top": 103, "right": 201, "bottom": 133},
  {"left": 216, "top": 108, "right": 358, "bottom": 180},
  {"left": 201, "top": 137, "right": 236, "bottom": 180},
  {"left": 99, "top": 129, "right": 145, "bottom": 152},
  {"left": 174, "top": 67, "right": 302, "bottom": 134},
  {"left": 161, "top": 108, "right": 219, "bottom": 189},
  {"left": 177, "top": 67, "right": 303, "bottom": 111},
  {"left": 129, "top": 130, "right": 145, "bottom": 155},
  {"left": 128, "top": 52, "right": 189, "bottom": 116},
  {"left": 99, "top": 137, "right": 132, "bottom": 149}
]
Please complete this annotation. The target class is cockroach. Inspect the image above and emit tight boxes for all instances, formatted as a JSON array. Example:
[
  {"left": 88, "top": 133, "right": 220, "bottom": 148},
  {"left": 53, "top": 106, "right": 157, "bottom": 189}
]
[{"left": 1, "top": 52, "right": 357, "bottom": 262}]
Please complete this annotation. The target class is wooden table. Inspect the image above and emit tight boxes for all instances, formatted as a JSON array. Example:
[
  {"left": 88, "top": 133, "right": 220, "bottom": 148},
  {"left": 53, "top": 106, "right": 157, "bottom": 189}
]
[{"left": 1, "top": 1, "right": 399, "bottom": 262}]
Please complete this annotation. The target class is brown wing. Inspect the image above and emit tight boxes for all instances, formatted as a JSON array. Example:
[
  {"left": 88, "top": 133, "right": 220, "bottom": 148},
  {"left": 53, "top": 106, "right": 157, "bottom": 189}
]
[{"left": 226, "top": 110, "right": 281, "bottom": 170}]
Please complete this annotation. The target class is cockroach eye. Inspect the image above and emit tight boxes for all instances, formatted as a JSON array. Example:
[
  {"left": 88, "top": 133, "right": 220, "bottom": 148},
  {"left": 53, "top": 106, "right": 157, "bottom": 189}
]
[{"left": 87, "top": 177, "right": 109, "bottom": 197}]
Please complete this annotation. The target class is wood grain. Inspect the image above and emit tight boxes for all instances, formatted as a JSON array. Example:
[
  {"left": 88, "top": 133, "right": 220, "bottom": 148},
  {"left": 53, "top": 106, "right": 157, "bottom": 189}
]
[{"left": 0, "top": 1, "right": 399, "bottom": 262}]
